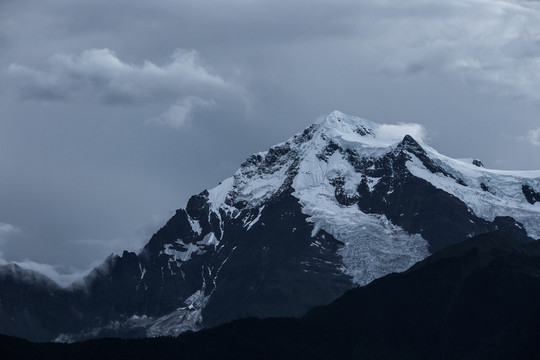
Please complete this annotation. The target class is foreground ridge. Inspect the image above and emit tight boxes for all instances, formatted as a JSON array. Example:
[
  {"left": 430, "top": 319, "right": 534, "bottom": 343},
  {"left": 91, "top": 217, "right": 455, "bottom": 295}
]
[{"left": 1, "top": 232, "right": 539, "bottom": 359}]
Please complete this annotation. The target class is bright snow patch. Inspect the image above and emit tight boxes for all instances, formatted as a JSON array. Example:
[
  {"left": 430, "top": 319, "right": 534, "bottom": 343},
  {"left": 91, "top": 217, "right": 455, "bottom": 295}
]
[
  {"left": 207, "top": 177, "right": 235, "bottom": 212},
  {"left": 146, "top": 289, "right": 208, "bottom": 337},
  {"left": 162, "top": 241, "right": 203, "bottom": 263},
  {"left": 200, "top": 232, "right": 219, "bottom": 248},
  {"left": 187, "top": 215, "right": 202, "bottom": 235}
]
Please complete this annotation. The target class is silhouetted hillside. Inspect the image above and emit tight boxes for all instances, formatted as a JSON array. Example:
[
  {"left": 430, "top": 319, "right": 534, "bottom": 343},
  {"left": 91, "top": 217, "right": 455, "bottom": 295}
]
[{"left": 1, "top": 231, "right": 539, "bottom": 359}]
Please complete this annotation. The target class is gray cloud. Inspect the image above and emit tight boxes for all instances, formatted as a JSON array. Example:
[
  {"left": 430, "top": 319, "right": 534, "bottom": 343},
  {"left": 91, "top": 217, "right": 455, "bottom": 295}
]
[
  {"left": 1, "top": 0, "right": 540, "bottom": 273},
  {"left": 375, "top": 0, "right": 540, "bottom": 102},
  {"left": 0, "top": 222, "right": 19, "bottom": 235},
  {"left": 6, "top": 48, "right": 243, "bottom": 124},
  {"left": 148, "top": 97, "right": 215, "bottom": 130},
  {"left": 0, "top": 258, "right": 93, "bottom": 287}
]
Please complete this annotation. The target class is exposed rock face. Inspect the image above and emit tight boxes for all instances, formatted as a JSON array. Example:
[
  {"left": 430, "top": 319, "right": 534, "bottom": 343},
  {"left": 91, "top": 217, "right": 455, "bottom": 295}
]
[
  {"left": 473, "top": 159, "right": 484, "bottom": 167},
  {"left": 522, "top": 184, "right": 540, "bottom": 205},
  {"left": 1, "top": 111, "right": 539, "bottom": 342}
]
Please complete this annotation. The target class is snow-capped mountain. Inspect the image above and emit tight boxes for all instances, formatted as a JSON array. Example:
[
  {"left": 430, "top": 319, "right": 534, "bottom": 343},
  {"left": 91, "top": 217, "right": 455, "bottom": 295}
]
[{"left": 1, "top": 111, "right": 539, "bottom": 342}]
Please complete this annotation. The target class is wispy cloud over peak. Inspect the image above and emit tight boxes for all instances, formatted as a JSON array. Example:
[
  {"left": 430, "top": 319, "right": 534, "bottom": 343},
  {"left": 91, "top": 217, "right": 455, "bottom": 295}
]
[
  {"left": 527, "top": 127, "right": 540, "bottom": 146},
  {"left": 0, "top": 222, "right": 20, "bottom": 247},
  {"left": 148, "top": 97, "right": 215, "bottom": 130},
  {"left": 0, "top": 222, "right": 20, "bottom": 236}
]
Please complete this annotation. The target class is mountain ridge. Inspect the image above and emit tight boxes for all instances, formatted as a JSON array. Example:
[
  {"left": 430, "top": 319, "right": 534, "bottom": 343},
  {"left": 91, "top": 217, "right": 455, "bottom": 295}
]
[{"left": 0, "top": 111, "right": 539, "bottom": 342}]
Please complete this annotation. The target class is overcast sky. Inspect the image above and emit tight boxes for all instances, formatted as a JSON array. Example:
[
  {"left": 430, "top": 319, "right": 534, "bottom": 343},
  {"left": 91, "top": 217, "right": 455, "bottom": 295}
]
[{"left": 1, "top": 0, "right": 540, "bottom": 281}]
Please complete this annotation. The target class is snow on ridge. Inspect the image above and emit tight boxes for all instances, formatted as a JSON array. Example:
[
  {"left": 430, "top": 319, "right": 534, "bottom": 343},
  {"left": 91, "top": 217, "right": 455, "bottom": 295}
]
[
  {"left": 162, "top": 242, "right": 202, "bottom": 263},
  {"left": 187, "top": 215, "right": 202, "bottom": 235},
  {"left": 203, "top": 111, "right": 430, "bottom": 213},
  {"left": 408, "top": 146, "right": 540, "bottom": 239},
  {"left": 207, "top": 176, "right": 234, "bottom": 212},
  {"left": 235, "top": 161, "right": 292, "bottom": 204},
  {"left": 423, "top": 144, "right": 540, "bottom": 178},
  {"left": 245, "top": 206, "right": 265, "bottom": 231},
  {"left": 161, "top": 233, "right": 221, "bottom": 266}
]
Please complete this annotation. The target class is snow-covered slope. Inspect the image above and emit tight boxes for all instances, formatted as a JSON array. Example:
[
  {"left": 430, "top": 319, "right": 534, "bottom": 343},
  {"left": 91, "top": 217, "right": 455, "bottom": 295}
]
[
  {"left": 204, "top": 110, "right": 540, "bottom": 283},
  {"left": 1, "top": 111, "right": 539, "bottom": 342},
  {"left": 407, "top": 148, "right": 540, "bottom": 239}
]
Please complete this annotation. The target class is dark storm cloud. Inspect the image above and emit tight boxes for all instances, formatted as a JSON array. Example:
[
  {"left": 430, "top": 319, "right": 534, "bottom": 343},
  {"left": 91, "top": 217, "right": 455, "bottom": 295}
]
[{"left": 1, "top": 0, "right": 540, "bottom": 279}]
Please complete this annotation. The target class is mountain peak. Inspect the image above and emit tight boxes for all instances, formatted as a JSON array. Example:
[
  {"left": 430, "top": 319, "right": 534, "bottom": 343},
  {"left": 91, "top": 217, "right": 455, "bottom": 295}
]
[
  {"left": 315, "top": 111, "right": 378, "bottom": 139},
  {"left": 321, "top": 110, "right": 377, "bottom": 129},
  {"left": 312, "top": 111, "right": 426, "bottom": 149}
]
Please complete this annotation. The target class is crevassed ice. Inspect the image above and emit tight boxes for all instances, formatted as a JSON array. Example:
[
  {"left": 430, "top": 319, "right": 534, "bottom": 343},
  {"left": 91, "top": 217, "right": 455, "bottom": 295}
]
[{"left": 292, "top": 143, "right": 429, "bottom": 285}]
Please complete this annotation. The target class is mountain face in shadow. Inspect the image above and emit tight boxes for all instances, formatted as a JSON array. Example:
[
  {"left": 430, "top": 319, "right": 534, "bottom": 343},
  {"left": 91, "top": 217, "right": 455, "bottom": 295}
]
[{"left": 2, "top": 231, "right": 539, "bottom": 359}]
